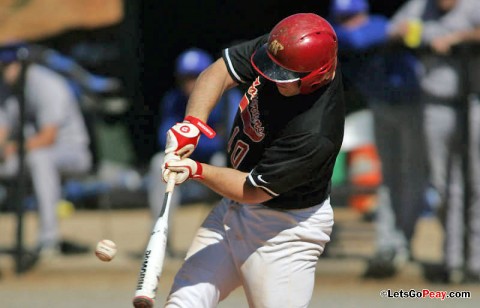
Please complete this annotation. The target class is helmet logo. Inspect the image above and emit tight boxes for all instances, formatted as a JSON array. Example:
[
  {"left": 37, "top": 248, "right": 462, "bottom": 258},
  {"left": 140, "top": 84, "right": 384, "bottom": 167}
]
[{"left": 268, "top": 40, "right": 284, "bottom": 56}]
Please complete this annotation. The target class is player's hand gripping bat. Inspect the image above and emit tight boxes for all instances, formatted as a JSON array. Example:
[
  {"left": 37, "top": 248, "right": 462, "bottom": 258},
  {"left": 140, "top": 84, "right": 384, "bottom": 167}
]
[{"left": 132, "top": 172, "right": 176, "bottom": 308}]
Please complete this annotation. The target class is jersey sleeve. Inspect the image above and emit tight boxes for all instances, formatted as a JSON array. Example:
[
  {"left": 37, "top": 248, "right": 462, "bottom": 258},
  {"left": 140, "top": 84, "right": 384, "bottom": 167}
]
[
  {"left": 222, "top": 34, "right": 268, "bottom": 84},
  {"left": 246, "top": 132, "right": 336, "bottom": 197}
]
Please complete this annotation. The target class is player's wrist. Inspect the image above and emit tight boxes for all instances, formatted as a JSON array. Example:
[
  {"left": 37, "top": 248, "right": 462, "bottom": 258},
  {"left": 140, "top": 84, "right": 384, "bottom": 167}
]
[
  {"left": 184, "top": 115, "right": 216, "bottom": 139},
  {"left": 192, "top": 161, "right": 204, "bottom": 180}
]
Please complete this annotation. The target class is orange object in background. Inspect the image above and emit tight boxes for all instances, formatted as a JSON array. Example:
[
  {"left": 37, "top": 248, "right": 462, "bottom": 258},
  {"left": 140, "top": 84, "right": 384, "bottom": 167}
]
[{"left": 348, "top": 144, "right": 382, "bottom": 214}]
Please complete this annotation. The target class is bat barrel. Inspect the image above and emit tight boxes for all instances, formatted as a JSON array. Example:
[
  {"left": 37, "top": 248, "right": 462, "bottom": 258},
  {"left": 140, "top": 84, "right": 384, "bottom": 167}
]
[
  {"left": 132, "top": 172, "right": 176, "bottom": 307},
  {"left": 133, "top": 209, "right": 170, "bottom": 306}
]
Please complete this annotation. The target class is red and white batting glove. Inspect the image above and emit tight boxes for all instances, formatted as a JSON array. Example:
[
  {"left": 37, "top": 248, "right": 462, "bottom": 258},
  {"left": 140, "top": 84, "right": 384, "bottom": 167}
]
[
  {"left": 161, "top": 153, "right": 180, "bottom": 183},
  {"left": 165, "top": 115, "right": 216, "bottom": 158},
  {"left": 162, "top": 157, "right": 204, "bottom": 184}
]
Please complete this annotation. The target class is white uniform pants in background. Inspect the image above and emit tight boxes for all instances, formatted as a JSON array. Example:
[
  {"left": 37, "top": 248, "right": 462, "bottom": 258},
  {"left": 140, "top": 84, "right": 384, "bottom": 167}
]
[
  {"left": 424, "top": 96, "right": 480, "bottom": 273},
  {"left": 0, "top": 144, "right": 91, "bottom": 248},
  {"left": 165, "top": 198, "right": 334, "bottom": 308},
  {"left": 370, "top": 100, "right": 428, "bottom": 256}
]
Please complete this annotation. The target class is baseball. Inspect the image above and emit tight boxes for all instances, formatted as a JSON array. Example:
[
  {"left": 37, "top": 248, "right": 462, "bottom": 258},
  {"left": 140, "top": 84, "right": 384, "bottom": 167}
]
[{"left": 95, "top": 239, "right": 117, "bottom": 262}]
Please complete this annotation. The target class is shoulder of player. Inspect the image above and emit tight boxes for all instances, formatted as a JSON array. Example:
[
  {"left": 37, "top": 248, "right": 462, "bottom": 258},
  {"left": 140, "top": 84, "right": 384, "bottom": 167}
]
[
  {"left": 224, "top": 34, "right": 269, "bottom": 54},
  {"left": 27, "top": 64, "right": 63, "bottom": 82},
  {"left": 26, "top": 64, "right": 72, "bottom": 96},
  {"left": 221, "top": 34, "right": 269, "bottom": 82}
]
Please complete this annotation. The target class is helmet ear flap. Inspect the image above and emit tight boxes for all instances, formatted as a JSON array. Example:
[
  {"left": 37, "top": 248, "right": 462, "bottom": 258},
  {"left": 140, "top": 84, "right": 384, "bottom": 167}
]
[{"left": 299, "top": 58, "right": 337, "bottom": 94}]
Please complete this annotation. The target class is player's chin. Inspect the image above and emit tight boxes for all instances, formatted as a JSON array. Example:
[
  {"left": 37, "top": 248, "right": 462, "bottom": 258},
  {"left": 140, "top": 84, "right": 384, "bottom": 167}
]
[{"left": 276, "top": 83, "right": 300, "bottom": 97}]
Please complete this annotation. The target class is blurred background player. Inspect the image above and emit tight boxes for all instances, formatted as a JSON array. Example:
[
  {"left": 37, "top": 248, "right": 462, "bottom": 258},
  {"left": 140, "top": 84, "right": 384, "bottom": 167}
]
[
  {"left": 0, "top": 44, "right": 93, "bottom": 257},
  {"left": 329, "top": 0, "right": 428, "bottom": 278},
  {"left": 389, "top": 0, "right": 480, "bottom": 282},
  {"left": 147, "top": 47, "right": 240, "bottom": 256}
]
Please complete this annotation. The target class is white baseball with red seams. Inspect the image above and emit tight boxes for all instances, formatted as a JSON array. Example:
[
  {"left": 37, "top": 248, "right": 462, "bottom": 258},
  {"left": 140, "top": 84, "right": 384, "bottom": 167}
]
[{"left": 95, "top": 239, "right": 117, "bottom": 262}]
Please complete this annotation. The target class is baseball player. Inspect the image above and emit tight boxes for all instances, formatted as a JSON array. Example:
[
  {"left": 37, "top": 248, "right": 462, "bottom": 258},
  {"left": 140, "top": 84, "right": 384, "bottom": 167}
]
[
  {"left": 389, "top": 0, "right": 480, "bottom": 283},
  {"left": 0, "top": 44, "right": 92, "bottom": 256},
  {"left": 161, "top": 13, "right": 345, "bottom": 307},
  {"left": 330, "top": 0, "right": 428, "bottom": 278}
]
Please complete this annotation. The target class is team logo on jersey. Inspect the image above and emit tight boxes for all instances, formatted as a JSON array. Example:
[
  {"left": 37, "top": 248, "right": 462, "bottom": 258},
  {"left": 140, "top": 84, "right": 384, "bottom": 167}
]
[
  {"left": 268, "top": 39, "right": 284, "bottom": 56},
  {"left": 238, "top": 77, "right": 265, "bottom": 142}
]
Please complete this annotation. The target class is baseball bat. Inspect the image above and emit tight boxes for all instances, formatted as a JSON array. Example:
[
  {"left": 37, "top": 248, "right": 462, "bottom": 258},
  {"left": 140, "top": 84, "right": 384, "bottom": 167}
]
[{"left": 133, "top": 172, "right": 176, "bottom": 308}]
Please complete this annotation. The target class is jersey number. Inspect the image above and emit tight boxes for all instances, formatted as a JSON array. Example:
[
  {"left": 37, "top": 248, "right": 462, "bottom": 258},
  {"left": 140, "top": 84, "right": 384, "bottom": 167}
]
[
  {"left": 231, "top": 140, "right": 249, "bottom": 169},
  {"left": 228, "top": 126, "right": 250, "bottom": 169}
]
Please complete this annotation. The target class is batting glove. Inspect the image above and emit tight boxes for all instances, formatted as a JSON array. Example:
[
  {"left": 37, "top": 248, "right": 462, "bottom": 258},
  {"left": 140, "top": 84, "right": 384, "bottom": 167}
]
[
  {"left": 162, "top": 152, "right": 180, "bottom": 182},
  {"left": 163, "top": 157, "right": 204, "bottom": 184},
  {"left": 165, "top": 115, "right": 216, "bottom": 158}
]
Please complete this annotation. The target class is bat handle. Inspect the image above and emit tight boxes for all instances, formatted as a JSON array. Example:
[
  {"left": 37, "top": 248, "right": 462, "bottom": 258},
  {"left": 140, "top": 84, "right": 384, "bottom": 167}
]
[{"left": 166, "top": 172, "right": 176, "bottom": 193}]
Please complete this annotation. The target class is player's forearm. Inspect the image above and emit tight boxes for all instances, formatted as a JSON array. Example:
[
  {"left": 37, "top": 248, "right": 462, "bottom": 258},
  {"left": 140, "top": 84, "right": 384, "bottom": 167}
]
[
  {"left": 197, "top": 163, "right": 272, "bottom": 204},
  {"left": 25, "top": 126, "right": 57, "bottom": 151},
  {"left": 0, "top": 127, "right": 9, "bottom": 147},
  {"left": 0, "top": 128, "right": 9, "bottom": 157},
  {"left": 185, "top": 59, "right": 237, "bottom": 122},
  {"left": 0, "top": 136, "right": 54, "bottom": 156},
  {"left": 452, "top": 27, "right": 480, "bottom": 43},
  {"left": 25, "top": 136, "right": 52, "bottom": 151}
]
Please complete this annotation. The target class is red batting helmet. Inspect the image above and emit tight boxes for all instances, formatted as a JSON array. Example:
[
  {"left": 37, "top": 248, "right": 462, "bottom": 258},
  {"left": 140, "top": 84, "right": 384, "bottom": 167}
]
[{"left": 251, "top": 13, "right": 338, "bottom": 94}]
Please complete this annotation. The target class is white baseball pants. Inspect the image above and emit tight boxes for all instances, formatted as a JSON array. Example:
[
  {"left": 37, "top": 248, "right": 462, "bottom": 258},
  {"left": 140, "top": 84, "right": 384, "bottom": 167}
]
[
  {"left": 424, "top": 97, "right": 480, "bottom": 273},
  {"left": 165, "top": 197, "right": 333, "bottom": 308}
]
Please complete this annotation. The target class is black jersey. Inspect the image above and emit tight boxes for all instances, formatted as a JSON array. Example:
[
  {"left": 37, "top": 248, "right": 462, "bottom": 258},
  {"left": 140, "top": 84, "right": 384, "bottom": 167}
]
[{"left": 222, "top": 35, "right": 345, "bottom": 210}]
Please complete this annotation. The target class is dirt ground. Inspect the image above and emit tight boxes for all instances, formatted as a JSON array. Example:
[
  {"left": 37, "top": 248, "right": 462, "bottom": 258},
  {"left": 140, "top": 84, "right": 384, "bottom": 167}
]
[{"left": 0, "top": 204, "right": 479, "bottom": 308}]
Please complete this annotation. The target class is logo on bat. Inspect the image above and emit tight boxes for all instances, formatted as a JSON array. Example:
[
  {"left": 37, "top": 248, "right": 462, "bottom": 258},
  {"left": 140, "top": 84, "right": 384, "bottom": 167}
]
[{"left": 136, "top": 250, "right": 151, "bottom": 290}]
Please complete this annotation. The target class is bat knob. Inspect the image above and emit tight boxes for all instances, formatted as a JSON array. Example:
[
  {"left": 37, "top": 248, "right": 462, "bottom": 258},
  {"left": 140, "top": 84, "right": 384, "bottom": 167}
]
[{"left": 133, "top": 296, "right": 154, "bottom": 308}]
